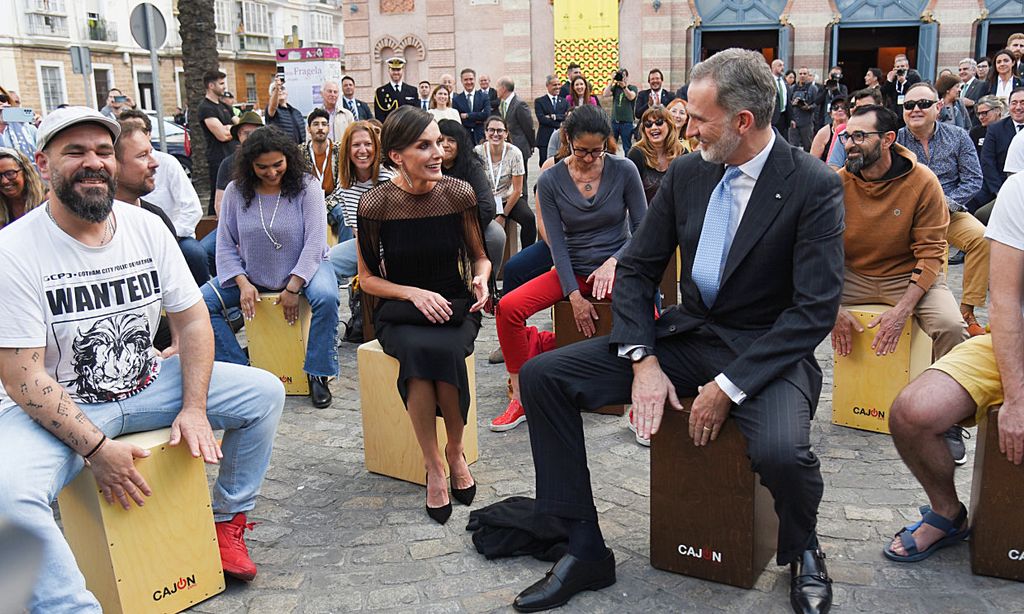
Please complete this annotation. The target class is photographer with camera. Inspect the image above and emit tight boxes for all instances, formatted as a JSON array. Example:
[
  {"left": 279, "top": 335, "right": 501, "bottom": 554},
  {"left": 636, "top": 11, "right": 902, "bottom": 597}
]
[
  {"left": 882, "top": 54, "right": 922, "bottom": 126},
  {"left": 814, "top": 65, "right": 849, "bottom": 130},
  {"left": 603, "top": 68, "right": 638, "bottom": 155},
  {"left": 788, "top": 67, "right": 819, "bottom": 151}
]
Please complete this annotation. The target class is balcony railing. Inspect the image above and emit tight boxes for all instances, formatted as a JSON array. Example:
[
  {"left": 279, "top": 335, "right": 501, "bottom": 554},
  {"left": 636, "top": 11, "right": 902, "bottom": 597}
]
[
  {"left": 27, "top": 14, "right": 69, "bottom": 37},
  {"left": 85, "top": 18, "right": 117, "bottom": 42},
  {"left": 25, "top": 0, "right": 66, "bottom": 14}
]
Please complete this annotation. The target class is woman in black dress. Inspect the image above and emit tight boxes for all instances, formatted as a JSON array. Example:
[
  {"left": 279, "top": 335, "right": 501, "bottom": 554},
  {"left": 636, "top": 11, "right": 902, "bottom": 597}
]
[{"left": 357, "top": 107, "right": 490, "bottom": 524}]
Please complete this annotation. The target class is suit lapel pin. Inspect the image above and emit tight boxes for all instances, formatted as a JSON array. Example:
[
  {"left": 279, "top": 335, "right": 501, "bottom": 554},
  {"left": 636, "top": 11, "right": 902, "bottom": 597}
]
[{"left": 774, "top": 193, "right": 782, "bottom": 200}]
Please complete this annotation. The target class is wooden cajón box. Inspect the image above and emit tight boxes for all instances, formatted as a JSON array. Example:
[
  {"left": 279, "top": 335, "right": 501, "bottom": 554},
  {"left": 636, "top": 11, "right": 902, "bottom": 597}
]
[
  {"left": 358, "top": 339, "right": 479, "bottom": 485},
  {"left": 246, "top": 292, "right": 312, "bottom": 395},
  {"left": 970, "top": 406, "right": 1024, "bottom": 582},
  {"left": 552, "top": 299, "right": 625, "bottom": 416},
  {"left": 832, "top": 304, "right": 932, "bottom": 434},
  {"left": 58, "top": 428, "right": 225, "bottom": 614},
  {"left": 650, "top": 402, "right": 779, "bottom": 588}
]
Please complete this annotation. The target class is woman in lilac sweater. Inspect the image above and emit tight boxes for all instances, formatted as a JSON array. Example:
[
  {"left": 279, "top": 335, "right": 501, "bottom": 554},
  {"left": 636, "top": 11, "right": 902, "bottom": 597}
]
[{"left": 203, "top": 127, "right": 340, "bottom": 408}]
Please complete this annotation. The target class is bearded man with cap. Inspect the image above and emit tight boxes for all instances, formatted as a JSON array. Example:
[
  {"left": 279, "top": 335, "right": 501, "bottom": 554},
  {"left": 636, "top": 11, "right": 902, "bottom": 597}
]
[
  {"left": 374, "top": 56, "right": 419, "bottom": 122},
  {"left": 0, "top": 107, "right": 285, "bottom": 612}
]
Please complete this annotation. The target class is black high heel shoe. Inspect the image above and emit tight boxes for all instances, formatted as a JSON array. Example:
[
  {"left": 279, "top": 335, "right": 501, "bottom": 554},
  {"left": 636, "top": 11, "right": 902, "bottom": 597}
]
[
  {"left": 450, "top": 454, "right": 476, "bottom": 506},
  {"left": 425, "top": 473, "right": 452, "bottom": 525}
]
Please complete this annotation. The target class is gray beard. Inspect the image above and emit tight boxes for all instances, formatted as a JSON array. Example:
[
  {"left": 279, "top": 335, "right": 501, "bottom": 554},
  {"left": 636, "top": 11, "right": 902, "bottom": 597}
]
[{"left": 699, "top": 126, "right": 742, "bottom": 165}]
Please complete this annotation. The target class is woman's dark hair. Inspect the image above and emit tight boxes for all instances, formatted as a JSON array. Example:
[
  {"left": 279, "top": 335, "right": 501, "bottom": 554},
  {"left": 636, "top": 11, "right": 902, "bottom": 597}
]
[
  {"left": 867, "top": 67, "right": 884, "bottom": 83},
  {"left": 233, "top": 126, "right": 309, "bottom": 206},
  {"left": 484, "top": 114, "right": 507, "bottom": 130},
  {"left": 988, "top": 49, "right": 1016, "bottom": 88},
  {"left": 380, "top": 106, "right": 435, "bottom": 170},
  {"left": 562, "top": 104, "right": 611, "bottom": 142},
  {"left": 437, "top": 119, "right": 481, "bottom": 179},
  {"left": 935, "top": 74, "right": 960, "bottom": 99}
]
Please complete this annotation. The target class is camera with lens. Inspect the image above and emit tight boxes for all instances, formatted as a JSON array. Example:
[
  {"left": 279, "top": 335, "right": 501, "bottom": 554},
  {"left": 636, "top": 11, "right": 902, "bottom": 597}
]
[
  {"left": 826, "top": 72, "right": 842, "bottom": 89},
  {"left": 896, "top": 68, "right": 906, "bottom": 77},
  {"left": 613, "top": 71, "right": 624, "bottom": 82}
]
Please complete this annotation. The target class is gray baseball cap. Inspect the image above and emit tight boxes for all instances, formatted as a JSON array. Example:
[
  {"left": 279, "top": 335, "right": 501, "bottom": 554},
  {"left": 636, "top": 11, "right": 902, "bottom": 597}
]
[{"left": 36, "top": 106, "right": 121, "bottom": 153}]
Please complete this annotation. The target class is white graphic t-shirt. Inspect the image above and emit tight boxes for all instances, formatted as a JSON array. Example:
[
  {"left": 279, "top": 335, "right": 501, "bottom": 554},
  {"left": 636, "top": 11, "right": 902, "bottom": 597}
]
[{"left": 0, "top": 201, "right": 202, "bottom": 411}]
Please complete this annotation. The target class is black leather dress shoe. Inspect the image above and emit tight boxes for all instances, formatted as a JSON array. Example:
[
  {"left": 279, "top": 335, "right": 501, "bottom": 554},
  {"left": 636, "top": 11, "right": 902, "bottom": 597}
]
[
  {"left": 309, "top": 375, "right": 332, "bottom": 408},
  {"left": 513, "top": 550, "right": 615, "bottom": 613},
  {"left": 790, "top": 548, "right": 833, "bottom": 614}
]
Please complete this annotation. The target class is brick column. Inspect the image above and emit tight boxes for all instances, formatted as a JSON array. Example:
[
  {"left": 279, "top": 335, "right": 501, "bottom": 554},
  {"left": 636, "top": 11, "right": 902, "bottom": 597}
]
[
  {"left": 343, "top": 0, "right": 373, "bottom": 101},
  {"left": 426, "top": 0, "right": 456, "bottom": 81},
  {"left": 503, "top": 0, "right": 533, "bottom": 98}
]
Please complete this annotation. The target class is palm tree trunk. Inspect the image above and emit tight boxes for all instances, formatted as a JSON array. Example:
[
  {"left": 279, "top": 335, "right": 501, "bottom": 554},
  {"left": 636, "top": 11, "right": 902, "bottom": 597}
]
[{"left": 177, "top": 0, "right": 219, "bottom": 211}]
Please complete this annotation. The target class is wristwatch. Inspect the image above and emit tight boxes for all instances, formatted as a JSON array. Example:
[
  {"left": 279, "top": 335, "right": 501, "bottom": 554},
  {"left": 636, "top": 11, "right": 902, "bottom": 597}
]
[{"left": 628, "top": 346, "right": 655, "bottom": 363}]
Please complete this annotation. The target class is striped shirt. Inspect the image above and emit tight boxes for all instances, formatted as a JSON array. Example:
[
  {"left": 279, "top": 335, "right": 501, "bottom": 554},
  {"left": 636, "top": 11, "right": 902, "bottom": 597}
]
[{"left": 340, "top": 168, "right": 395, "bottom": 229}]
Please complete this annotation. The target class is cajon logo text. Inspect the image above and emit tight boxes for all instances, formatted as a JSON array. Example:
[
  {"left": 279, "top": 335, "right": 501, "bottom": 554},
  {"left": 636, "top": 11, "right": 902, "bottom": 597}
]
[
  {"left": 852, "top": 406, "right": 885, "bottom": 420},
  {"left": 1010, "top": 549, "right": 1024, "bottom": 561},
  {"left": 152, "top": 575, "right": 197, "bottom": 601},
  {"left": 677, "top": 544, "right": 723, "bottom": 563},
  {"left": 280, "top": 376, "right": 293, "bottom": 384}
]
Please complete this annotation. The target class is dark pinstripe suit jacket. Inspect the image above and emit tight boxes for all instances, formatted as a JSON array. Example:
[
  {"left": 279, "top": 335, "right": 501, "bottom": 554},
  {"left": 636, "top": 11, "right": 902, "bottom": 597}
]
[{"left": 611, "top": 133, "right": 846, "bottom": 405}]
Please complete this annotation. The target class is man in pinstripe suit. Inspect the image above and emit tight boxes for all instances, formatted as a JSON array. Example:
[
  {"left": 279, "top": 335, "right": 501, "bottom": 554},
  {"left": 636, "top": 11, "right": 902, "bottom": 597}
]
[{"left": 513, "top": 49, "right": 844, "bottom": 614}]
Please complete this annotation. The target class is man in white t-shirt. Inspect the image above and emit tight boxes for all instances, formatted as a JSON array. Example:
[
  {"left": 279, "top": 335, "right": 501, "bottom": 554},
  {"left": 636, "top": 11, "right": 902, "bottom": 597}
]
[
  {"left": 881, "top": 145, "right": 1024, "bottom": 564},
  {"left": 0, "top": 107, "right": 285, "bottom": 612}
]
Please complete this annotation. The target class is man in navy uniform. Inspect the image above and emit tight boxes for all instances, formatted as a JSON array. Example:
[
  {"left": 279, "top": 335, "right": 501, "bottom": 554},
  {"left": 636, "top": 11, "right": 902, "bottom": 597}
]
[{"left": 374, "top": 57, "right": 418, "bottom": 123}]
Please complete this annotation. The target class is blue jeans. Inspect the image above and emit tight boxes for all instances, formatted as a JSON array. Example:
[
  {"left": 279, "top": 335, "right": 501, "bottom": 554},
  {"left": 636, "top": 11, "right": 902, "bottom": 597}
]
[
  {"left": 200, "top": 228, "right": 218, "bottom": 277},
  {"left": 0, "top": 356, "right": 285, "bottom": 613},
  {"left": 202, "top": 260, "right": 340, "bottom": 378},
  {"left": 328, "top": 238, "right": 358, "bottom": 283},
  {"left": 178, "top": 236, "right": 211, "bottom": 286},
  {"left": 503, "top": 240, "right": 553, "bottom": 295},
  {"left": 613, "top": 120, "right": 634, "bottom": 157}
]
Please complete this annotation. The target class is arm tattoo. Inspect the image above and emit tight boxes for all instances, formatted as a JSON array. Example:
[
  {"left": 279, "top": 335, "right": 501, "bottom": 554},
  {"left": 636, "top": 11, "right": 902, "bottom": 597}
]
[{"left": 42, "top": 385, "right": 53, "bottom": 395}]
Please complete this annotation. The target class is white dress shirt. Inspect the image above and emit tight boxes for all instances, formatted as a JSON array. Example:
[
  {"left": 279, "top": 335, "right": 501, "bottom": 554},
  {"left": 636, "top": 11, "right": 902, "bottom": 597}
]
[
  {"left": 147, "top": 150, "right": 203, "bottom": 238},
  {"left": 620, "top": 131, "right": 777, "bottom": 405}
]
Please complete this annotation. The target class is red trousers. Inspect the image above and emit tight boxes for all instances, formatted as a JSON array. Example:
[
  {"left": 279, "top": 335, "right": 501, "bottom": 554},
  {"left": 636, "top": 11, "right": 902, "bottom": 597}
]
[{"left": 496, "top": 270, "right": 597, "bottom": 374}]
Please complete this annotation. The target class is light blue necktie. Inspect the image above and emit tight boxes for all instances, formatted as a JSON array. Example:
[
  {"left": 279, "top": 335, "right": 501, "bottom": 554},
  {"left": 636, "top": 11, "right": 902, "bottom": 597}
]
[{"left": 692, "top": 166, "right": 742, "bottom": 307}]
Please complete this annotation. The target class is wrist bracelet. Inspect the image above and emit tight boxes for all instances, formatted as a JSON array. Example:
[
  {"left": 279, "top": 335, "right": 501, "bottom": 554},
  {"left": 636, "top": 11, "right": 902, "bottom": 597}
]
[
  {"left": 84, "top": 434, "right": 107, "bottom": 459},
  {"left": 284, "top": 287, "right": 300, "bottom": 295}
]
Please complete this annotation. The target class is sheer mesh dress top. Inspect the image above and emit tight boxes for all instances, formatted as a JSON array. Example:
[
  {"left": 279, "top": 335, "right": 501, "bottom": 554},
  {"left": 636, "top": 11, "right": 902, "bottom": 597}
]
[
  {"left": 356, "top": 176, "right": 487, "bottom": 421},
  {"left": 356, "top": 175, "right": 486, "bottom": 310}
]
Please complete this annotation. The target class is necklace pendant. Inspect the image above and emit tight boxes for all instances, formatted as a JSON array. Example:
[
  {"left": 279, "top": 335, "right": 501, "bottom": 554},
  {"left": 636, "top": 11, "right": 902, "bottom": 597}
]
[
  {"left": 274, "top": 242, "right": 282, "bottom": 250},
  {"left": 584, "top": 183, "right": 593, "bottom": 191}
]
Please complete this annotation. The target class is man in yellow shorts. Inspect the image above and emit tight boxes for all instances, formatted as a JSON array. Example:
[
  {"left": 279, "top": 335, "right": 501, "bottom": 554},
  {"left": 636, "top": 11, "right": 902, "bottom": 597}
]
[{"left": 882, "top": 146, "right": 1024, "bottom": 563}]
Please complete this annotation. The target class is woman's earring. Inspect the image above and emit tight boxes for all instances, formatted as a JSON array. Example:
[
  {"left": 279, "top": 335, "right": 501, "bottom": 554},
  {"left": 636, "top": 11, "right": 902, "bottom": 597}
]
[{"left": 398, "top": 163, "right": 413, "bottom": 188}]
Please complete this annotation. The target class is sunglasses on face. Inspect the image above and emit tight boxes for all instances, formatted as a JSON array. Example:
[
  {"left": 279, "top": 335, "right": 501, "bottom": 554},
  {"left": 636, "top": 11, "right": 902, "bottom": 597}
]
[
  {"left": 902, "top": 99, "right": 937, "bottom": 111},
  {"left": 643, "top": 118, "right": 666, "bottom": 129}
]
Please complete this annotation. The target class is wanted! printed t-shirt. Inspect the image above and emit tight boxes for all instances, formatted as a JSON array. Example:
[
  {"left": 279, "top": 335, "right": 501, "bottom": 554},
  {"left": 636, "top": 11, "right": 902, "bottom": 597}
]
[{"left": 0, "top": 202, "right": 202, "bottom": 412}]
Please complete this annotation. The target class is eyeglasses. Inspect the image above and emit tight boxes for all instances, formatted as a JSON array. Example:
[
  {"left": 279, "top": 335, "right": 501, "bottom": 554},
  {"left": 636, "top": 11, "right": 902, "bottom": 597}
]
[
  {"left": 0, "top": 169, "right": 22, "bottom": 181},
  {"left": 976, "top": 108, "right": 996, "bottom": 117},
  {"left": 643, "top": 118, "right": 666, "bottom": 129},
  {"left": 902, "top": 99, "right": 937, "bottom": 111},
  {"left": 838, "top": 131, "right": 887, "bottom": 145},
  {"left": 569, "top": 143, "right": 607, "bottom": 159},
  {"left": 485, "top": 128, "right": 506, "bottom": 135}
]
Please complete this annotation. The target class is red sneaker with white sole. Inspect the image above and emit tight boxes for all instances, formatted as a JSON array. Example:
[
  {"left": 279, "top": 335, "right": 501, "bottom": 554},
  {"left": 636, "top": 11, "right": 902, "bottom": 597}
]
[
  {"left": 490, "top": 399, "right": 527, "bottom": 432},
  {"left": 627, "top": 409, "right": 651, "bottom": 447},
  {"left": 216, "top": 512, "right": 258, "bottom": 581}
]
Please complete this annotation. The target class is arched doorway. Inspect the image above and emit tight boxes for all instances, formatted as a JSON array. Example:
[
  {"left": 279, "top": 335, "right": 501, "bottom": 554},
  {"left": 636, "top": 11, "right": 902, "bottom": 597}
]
[
  {"left": 690, "top": 0, "right": 790, "bottom": 67},
  {"left": 975, "top": 1, "right": 1024, "bottom": 59},
  {"left": 372, "top": 35, "right": 426, "bottom": 86},
  {"left": 830, "top": 0, "right": 935, "bottom": 85}
]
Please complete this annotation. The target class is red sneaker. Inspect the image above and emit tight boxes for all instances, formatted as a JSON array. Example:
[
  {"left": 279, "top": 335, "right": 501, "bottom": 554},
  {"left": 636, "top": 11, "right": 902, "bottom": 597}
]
[
  {"left": 490, "top": 399, "right": 527, "bottom": 432},
  {"left": 216, "top": 513, "right": 257, "bottom": 581},
  {"left": 627, "top": 409, "right": 651, "bottom": 447}
]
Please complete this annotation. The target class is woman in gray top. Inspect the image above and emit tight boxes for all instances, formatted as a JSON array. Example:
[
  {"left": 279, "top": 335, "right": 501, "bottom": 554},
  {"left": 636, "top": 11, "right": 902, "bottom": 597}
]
[{"left": 492, "top": 105, "right": 647, "bottom": 431}]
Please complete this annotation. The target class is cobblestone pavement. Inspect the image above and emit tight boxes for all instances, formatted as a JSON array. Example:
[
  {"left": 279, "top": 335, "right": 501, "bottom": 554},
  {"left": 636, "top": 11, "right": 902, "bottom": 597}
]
[{"left": 184, "top": 261, "right": 1024, "bottom": 614}]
